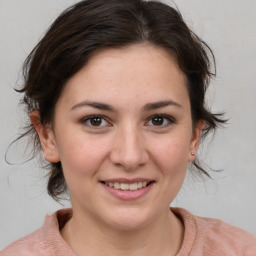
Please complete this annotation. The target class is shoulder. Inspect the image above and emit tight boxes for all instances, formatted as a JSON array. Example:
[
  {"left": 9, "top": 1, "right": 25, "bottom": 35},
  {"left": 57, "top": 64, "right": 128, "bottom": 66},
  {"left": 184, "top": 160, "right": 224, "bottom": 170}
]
[
  {"left": 173, "top": 208, "right": 256, "bottom": 256},
  {"left": 0, "top": 209, "right": 75, "bottom": 256},
  {"left": 194, "top": 214, "right": 256, "bottom": 255},
  {"left": 0, "top": 228, "right": 47, "bottom": 256}
]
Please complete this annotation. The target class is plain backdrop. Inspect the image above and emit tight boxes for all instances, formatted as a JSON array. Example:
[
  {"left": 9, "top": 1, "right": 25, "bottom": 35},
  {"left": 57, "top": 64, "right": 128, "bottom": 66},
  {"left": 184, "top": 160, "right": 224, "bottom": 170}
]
[{"left": 0, "top": 0, "right": 256, "bottom": 249}]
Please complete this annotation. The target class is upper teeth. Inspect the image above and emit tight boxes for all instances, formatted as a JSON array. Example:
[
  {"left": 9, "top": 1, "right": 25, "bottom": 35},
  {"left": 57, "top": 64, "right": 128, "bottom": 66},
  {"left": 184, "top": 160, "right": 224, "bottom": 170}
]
[{"left": 105, "top": 182, "right": 148, "bottom": 191}]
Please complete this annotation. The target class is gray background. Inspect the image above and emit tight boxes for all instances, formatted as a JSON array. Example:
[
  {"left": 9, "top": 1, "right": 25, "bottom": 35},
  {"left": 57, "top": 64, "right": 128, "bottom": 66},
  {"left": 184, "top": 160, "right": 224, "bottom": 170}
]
[{"left": 0, "top": 0, "right": 255, "bottom": 249}]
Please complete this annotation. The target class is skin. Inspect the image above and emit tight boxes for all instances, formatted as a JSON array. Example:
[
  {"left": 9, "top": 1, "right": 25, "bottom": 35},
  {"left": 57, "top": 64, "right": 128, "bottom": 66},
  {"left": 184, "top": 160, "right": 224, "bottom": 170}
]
[{"left": 31, "top": 44, "right": 204, "bottom": 256}]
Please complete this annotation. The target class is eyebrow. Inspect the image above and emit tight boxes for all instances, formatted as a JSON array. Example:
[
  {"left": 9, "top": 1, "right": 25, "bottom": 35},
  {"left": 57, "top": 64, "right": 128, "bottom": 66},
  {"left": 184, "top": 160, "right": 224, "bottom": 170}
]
[
  {"left": 143, "top": 100, "right": 183, "bottom": 111},
  {"left": 71, "top": 99, "right": 182, "bottom": 112},
  {"left": 71, "top": 101, "right": 116, "bottom": 112}
]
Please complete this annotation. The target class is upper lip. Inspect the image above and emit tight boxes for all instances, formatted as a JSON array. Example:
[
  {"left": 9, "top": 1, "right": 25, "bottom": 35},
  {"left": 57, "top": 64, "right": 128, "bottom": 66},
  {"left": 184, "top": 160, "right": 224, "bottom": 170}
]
[{"left": 101, "top": 178, "right": 154, "bottom": 184}]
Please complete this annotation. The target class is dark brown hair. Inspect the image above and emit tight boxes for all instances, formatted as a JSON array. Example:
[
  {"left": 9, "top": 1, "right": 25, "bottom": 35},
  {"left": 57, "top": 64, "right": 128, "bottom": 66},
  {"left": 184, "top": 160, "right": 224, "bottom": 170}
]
[{"left": 17, "top": 0, "right": 225, "bottom": 200}]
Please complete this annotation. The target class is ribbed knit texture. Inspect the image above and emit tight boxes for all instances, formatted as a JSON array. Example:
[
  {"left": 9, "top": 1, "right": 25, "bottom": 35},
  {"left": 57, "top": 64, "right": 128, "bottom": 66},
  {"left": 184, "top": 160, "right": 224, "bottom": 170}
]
[{"left": 1, "top": 208, "right": 256, "bottom": 256}]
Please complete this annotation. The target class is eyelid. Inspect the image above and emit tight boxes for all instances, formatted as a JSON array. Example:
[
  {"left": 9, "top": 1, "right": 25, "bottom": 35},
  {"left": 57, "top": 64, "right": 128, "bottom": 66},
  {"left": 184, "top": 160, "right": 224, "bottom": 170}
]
[
  {"left": 79, "top": 114, "right": 175, "bottom": 129},
  {"left": 145, "top": 114, "right": 176, "bottom": 127},
  {"left": 80, "top": 115, "right": 112, "bottom": 128}
]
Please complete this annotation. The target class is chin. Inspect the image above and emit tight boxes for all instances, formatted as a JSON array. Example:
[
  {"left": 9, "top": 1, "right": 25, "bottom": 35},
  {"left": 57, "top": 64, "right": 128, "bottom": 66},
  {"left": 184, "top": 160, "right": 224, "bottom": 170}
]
[
  {"left": 109, "top": 218, "right": 148, "bottom": 231},
  {"left": 104, "top": 207, "right": 153, "bottom": 231}
]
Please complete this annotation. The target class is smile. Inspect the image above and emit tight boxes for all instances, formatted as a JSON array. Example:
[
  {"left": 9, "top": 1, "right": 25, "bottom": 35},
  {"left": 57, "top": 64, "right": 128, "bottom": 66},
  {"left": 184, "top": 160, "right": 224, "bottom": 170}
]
[
  {"left": 100, "top": 179, "right": 155, "bottom": 200},
  {"left": 103, "top": 181, "right": 149, "bottom": 191}
]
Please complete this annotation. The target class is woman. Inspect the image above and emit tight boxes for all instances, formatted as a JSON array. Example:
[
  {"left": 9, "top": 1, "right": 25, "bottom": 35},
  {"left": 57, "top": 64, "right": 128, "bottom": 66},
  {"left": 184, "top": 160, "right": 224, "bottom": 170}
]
[{"left": 1, "top": 0, "right": 255, "bottom": 255}]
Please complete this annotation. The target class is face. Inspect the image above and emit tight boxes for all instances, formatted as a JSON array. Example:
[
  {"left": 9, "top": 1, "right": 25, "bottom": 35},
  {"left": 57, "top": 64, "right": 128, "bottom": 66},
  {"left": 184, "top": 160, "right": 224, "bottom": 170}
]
[{"left": 34, "top": 44, "right": 203, "bottom": 230}]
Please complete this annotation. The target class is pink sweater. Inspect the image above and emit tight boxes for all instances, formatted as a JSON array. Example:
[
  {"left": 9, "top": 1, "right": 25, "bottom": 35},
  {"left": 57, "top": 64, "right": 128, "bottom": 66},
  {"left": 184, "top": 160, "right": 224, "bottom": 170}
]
[{"left": 1, "top": 208, "right": 256, "bottom": 256}]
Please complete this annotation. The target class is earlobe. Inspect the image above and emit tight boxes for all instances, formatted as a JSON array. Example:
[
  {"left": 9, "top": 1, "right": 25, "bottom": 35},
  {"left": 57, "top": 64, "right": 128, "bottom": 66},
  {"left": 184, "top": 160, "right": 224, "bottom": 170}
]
[
  {"left": 30, "top": 111, "right": 60, "bottom": 163},
  {"left": 188, "top": 120, "right": 205, "bottom": 162}
]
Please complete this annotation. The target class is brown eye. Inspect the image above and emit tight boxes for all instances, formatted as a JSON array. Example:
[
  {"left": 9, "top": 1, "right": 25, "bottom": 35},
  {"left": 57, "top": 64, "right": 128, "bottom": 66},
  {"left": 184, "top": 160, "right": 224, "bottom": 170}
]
[
  {"left": 81, "top": 115, "right": 109, "bottom": 128},
  {"left": 90, "top": 117, "right": 102, "bottom": 126},
  {"left": 152, "top": 116, "right": 164, "bottom": 126},
  {"left": 146, "top": 115, "right": 175, "bottom": 128}
]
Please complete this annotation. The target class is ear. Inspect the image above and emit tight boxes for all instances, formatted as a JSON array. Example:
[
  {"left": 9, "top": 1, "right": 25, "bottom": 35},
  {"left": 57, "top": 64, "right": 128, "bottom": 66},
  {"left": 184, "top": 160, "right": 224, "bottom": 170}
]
[
  {"left": 30, "top": 111, "right": 60, "bottom": 163},
  {"left": 188, "top": 120, "right": 205, "bottom": 162}
]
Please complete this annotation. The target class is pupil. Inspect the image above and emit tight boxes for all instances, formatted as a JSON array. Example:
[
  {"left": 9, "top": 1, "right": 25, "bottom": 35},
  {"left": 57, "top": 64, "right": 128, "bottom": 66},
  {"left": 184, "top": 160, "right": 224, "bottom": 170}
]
[
  {"left": 91, "top": 117, "right": 102, "bottom": 126},
  {"left": 152, "top": 116, "right": 163, "bottom": 126}
]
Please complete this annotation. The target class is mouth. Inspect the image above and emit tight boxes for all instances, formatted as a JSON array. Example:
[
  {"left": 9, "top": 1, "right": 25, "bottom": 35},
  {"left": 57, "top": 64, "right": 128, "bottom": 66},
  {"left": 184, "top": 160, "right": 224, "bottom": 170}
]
[
  {"left": 100, "top": 178, "right": 155, "bottom": 200},
  {"left": 101, "top": 181, "right": 154, "bottom": 191}
]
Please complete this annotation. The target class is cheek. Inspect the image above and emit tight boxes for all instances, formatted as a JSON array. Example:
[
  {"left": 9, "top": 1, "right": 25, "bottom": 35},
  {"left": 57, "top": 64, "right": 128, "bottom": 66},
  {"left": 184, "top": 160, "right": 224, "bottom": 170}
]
[
  {"left": 153, "top": 135, "right": 191, "bottom": 171},
  {"left": 156, "top": 141, "right": 189, "bottom": 194},
  {"left": 57, "top": 134, "right": 109, "bottom": 178}
]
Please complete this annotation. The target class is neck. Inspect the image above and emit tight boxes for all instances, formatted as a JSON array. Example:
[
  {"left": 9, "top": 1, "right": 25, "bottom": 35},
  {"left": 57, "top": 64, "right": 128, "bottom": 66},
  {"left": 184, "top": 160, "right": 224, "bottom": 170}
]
[{"left": 61, "top": 207, "right": 184, "bottom": 256}]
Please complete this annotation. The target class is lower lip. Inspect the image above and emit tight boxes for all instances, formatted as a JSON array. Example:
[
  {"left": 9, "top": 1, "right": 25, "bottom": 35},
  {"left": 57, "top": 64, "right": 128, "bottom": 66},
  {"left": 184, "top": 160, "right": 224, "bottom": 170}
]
[{"left": 101, "top": 182, "right": 154, "bottom": 200}]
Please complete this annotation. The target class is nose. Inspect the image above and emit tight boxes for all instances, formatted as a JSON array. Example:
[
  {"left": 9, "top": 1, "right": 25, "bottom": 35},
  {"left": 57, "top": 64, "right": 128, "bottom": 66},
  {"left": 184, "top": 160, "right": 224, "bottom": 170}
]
[{"left": 109, "top": 125, "right": 149, "bottom": 171}]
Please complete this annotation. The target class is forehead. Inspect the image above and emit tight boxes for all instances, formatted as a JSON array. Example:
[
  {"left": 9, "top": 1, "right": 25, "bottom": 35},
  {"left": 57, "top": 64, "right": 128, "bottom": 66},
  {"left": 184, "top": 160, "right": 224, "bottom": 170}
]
[{"left": 57, "top": 44, "right": 189, "bottom": 111}]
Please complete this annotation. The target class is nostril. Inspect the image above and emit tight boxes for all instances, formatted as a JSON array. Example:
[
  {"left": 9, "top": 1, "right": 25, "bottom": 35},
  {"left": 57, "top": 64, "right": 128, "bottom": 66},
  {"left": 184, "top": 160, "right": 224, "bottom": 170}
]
[{"left": 109, "top": 134, "right": 149, "bottom": 170}]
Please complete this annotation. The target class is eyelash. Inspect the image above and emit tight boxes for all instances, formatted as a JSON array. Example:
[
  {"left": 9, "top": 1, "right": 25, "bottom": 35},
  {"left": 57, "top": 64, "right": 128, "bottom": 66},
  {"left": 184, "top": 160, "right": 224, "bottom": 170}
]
[
  {"left": 80, "top": 114, "right": 176, "bottom": 128},
  {"left": 80, "top": 115, "right": 111, "bottom": 128},
  {"left": 145, "top": 114, "right": 176, "bottom": 128}
]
